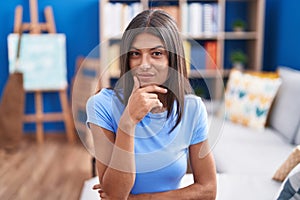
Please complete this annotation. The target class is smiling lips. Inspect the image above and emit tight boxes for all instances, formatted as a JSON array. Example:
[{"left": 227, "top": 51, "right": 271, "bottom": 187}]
[{"left": 137, "top": 73, "right": 155, "bottom": 80}]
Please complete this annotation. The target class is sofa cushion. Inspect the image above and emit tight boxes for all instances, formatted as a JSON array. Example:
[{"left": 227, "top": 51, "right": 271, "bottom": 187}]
[
  {"left": 224, "top": 69, "right": 281, "bottom": 129},
  {"left": 268, "top": 67, "right": 300, "bottom": 144},
  {"left": 180, "top": 173, "right": 281, "bottom": 200},
  {"left": 213, "top": 120, "right": 296, "bottom": 177},
  {"left": 273, "top": 146, "right": 300, "bottom": 182},
  {"left": 276, "top": 163, "right": 300, "bottom": 200},
  {"left": 216, "top": 174, "right": 281, "bottom": 200}
]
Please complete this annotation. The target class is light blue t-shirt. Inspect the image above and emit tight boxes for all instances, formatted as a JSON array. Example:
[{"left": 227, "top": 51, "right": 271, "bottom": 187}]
[{"left": 86, "top": 88, "right": 208, "bottom": 194}]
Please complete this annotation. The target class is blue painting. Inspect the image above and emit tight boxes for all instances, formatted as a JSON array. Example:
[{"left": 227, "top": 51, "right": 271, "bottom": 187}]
[{"left": 8, "top": 34, "right": 67, "bottom": 91}]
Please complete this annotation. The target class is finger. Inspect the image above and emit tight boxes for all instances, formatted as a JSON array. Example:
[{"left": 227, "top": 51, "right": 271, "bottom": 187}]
[
  {"left": 143, "top": 93, "right": 158, "bottom": 99},
  {"left": 140, "top": 85, "right": 168, "bottom": 94},
  {"left": 99, "top": 191, "right": 108, "bottom": 198},
  {"left": 148, "top": 99, "right": 163, "bottom": 110},
  {"left": 156, "top": 99, "right": 163, "bottom": 108},
  {"left": 132, "top": 76, "right": 140, "bottom": 93},
  {"left": 92, "top": 184, "right": 101, "bottom": 190}
]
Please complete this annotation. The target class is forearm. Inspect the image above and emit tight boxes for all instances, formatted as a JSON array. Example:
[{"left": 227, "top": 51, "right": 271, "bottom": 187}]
[
  {"left": 101, "top": 117, "right": 136, "bottom": 199},
  {"left": 129, "top": 182, "right": 216, "bottom": 200}
]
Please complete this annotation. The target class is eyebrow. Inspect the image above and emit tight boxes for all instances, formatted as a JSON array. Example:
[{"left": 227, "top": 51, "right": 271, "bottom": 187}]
[{"left": 130, "top": 45, "right": 165, "bottom": 51}]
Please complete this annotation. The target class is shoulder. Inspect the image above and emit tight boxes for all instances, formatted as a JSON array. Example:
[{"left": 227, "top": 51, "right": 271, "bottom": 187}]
[
  {"left": 88, "top": 88, "right": 114, "bottom": 102},
  {"left": 86, "top": 88, "right": 120, "bottom": 132},
  {"left": 86, "top": 88, "right": 115, "bottom": 109},
  {"left": 184, "top": 94, "right": 202, "bottom": 102},
  {"left": 95, "top": 88, "right": 115, "bottom": 99},
  {"left": 183, "top": 94, "right": 207, "bottom": 121},
  {"left": 184, "top": 94, "right": 206, "bottom": 112}
]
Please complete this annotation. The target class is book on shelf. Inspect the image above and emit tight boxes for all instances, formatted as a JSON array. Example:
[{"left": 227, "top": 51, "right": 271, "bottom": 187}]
[
  {"left": 205, "top": 41, "right": 218, "bottom": 70},
  {"left": 103, "top": 3, "right": 121, "bottom": 37},
  {"left": 184, "top": 40, "right": 218, "bottom": 75},
  {"left": 181, "top": 3, "right": 189, "bottom": 34},
  {"left": 212, "top": 3, "right": 220, "bottom": 33},
  {"left": 108, "top": 43, "right": 120, "bottom": 77},
  {"left": 190, "top": 42, "right": 206, "bottom": 72},
  {"left": 183, "top": 40, "right": 191, "bottom": 76},
  {"left": 186, "top": 2, "right": 219, "bottom": 37},
  {"left": 203, "top": 3, "right": 216, "bottom": 35},
  {"left": 188, "top": 3, "right": 203, "bottom": 37},
  {"left": 103, "top": 2, "right": 142, "bottom": 38}
]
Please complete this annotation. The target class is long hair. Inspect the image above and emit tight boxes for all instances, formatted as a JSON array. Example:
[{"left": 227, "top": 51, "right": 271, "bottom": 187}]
[{"left": 117, "top": 9, "right": 192, "bottom": 132}]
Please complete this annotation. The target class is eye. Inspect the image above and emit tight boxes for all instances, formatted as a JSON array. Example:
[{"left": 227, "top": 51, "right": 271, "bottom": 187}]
[
  {"left": 129, "top": 51, "right": 140, "bottom": 57},
  {"left": 152, "top": 51, "right": 163, "bottom": 57}
]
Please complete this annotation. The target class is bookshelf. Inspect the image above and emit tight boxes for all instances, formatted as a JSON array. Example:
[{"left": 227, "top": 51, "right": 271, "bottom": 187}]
[{"left": 99, "top": 0, "right": 265, "bottom": 100}]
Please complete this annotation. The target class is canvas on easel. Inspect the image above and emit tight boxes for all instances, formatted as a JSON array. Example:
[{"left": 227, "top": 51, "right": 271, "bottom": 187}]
[
  {"left": 9, "top": 0, "right": 75, "bottom": 144},
  {"left": 8, "top": 34, "right": 67, "bottom": 91}
]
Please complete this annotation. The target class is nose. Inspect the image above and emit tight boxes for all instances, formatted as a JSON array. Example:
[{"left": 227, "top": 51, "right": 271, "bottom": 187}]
[{"left": 140, "top": 53, "right": 151, "bottom": 70}]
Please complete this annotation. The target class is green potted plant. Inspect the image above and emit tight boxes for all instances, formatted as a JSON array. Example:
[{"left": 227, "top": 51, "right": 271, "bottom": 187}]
[
  {"left": 230, "top": 50, "right": 247, "bottom": 70},
  {"left": 232, "top": 19, "right": 246, "bottom": 32}
]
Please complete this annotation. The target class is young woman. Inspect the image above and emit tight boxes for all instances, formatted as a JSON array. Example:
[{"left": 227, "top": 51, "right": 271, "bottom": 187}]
[{"left": 86, "top": 9, "right": 217, "bottom": 199}]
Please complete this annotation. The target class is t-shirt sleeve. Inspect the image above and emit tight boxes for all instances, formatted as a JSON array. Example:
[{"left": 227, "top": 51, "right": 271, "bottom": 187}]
[
  {"left": 86, "top": 89, "right": 116, "bottom": 133},
  {"left": 190, "top": 98, "right": 208, "bottom": 145}
]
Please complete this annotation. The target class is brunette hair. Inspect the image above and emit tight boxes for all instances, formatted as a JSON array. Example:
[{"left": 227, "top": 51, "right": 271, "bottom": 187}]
[{"left": 116, "top": 9, "right": 192, "bottom": 132}]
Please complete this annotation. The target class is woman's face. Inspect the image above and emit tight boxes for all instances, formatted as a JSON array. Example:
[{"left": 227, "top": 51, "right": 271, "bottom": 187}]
[{"left": 129, "top": 32, "right": 169, "bottom": 87}]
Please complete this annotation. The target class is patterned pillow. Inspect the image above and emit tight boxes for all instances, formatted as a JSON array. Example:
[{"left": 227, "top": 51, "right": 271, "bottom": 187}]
[
  {"left": 225, "top": 70, "right": 282, "bottom": 129},
  {"left": 276, "top": 163, "right": 300, "bottom": 200}
]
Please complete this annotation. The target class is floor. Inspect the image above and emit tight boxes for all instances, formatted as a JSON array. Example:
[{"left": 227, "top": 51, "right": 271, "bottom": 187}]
[{"left": 0, "top": 134, "right": 93, "bottom": 200}]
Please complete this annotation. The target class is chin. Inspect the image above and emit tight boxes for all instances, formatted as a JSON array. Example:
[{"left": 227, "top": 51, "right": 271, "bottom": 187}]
[{"left": 140, "top": 81, "right": 159, "bottom": 87}]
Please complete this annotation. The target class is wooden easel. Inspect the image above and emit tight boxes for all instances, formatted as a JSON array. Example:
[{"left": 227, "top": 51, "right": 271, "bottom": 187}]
[{"left": 14, "top": 0, "right": 75, "bottom": 144}]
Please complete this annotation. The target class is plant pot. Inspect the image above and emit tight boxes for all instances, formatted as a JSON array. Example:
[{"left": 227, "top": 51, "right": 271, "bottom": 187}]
[
  {"left": 233, "top": 62, "right": 244, "bottom": 70},
  {"left": 233, "top": 27, "right": 244, "bottom": 32}
]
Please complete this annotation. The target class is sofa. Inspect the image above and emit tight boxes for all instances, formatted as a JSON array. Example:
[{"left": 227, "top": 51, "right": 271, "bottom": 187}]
[{"left": 210, "top": 66, "right": 300, "bottom": 200}]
